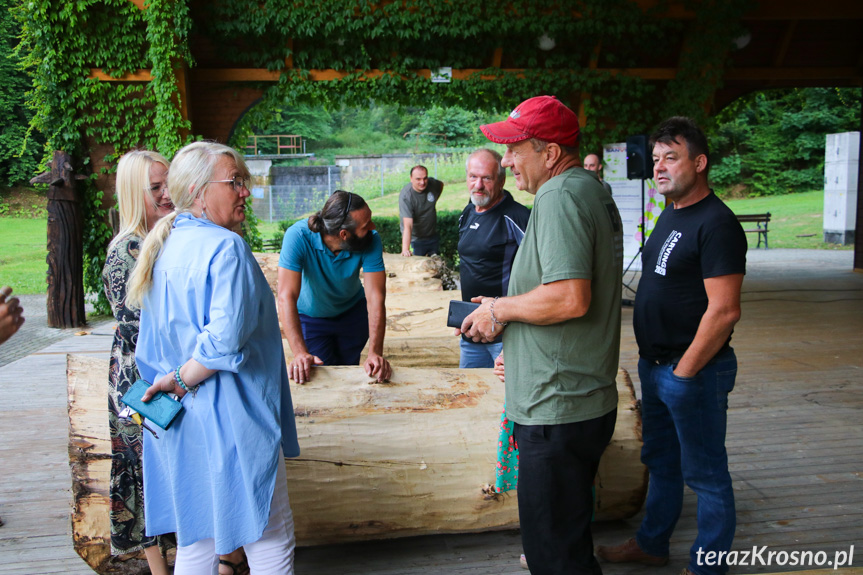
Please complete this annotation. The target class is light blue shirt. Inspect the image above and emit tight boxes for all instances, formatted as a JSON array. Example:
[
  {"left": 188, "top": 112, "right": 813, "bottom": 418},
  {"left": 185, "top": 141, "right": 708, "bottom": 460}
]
[
  {"left": 278, "top": 220, "right": 385, "bottom": 317},
  {"left": 136, "top": 213, "right": 299, "bottom": 553}
]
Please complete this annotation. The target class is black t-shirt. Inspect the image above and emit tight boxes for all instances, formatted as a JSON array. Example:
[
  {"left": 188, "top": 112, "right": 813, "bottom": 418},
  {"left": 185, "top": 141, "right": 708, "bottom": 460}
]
[
  {"left": 634, "top": 192, "right": 747, "bottom": 362},
  {"left": 458, "top": 190, "right": 531, "bottom": 301}
]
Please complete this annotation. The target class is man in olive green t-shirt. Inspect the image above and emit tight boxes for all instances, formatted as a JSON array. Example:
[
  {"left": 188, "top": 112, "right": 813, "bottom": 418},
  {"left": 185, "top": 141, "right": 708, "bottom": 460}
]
[{"left": 461, "top": 96, "right": 623, "bottom": 575}]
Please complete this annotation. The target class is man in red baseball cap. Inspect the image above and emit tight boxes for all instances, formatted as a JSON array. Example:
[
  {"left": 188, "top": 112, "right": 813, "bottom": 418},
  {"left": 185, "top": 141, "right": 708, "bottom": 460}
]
[{"left": 462, "top": 95, "right": 624, "bottom": 574}]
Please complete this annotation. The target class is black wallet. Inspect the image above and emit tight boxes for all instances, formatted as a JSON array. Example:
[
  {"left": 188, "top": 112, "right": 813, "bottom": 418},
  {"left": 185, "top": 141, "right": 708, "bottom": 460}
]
[
  {"left": 121, "top": 379, "right": 184, "bottom": 430},
  {"left": 447, "top": 300, "right": 503, "bottom": 344},
  {"left": 447, "top": 300, "right": 479, "bottom": 328}
]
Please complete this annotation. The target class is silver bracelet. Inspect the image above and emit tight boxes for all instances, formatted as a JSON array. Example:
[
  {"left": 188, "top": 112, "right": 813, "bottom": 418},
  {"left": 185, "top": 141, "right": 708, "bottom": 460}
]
[{"left": 490, "top": 297, "right": 508, "bottom": 329}]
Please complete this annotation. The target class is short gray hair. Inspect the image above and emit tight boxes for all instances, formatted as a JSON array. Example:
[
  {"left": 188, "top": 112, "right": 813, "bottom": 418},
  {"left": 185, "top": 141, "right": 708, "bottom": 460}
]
[{"left": 466, "top": 148, "right": 506, "bottom": 180}]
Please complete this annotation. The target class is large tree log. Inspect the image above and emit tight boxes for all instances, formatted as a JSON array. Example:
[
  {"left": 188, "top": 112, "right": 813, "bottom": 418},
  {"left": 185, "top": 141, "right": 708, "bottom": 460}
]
[{"left": 68, "top": 354, "right": 645, "bottom": 573}]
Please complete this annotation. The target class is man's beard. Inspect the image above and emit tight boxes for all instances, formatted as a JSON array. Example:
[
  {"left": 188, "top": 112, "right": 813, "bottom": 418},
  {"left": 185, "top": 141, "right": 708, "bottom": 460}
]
[
  {"left": 470, "top": 189, "right": 491, "bottom": 208},
  {"left": 341, "top": 230, "right": 374, "bottom": 252}
]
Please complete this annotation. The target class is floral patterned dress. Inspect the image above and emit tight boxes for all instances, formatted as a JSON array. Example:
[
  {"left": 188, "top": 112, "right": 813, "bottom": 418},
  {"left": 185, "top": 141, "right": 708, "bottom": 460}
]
[
  {"left": 494, "top": 401, "right": 519, "bottom": 493},
  {"left": 102, "top": 234, "right": 173, "bottom": 555}
]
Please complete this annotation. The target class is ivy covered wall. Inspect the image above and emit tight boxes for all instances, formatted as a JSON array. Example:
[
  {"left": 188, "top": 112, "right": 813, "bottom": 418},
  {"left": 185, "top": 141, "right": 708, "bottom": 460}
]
[{"left": 18, "top": 0, "right": 750, "bottom": 311}]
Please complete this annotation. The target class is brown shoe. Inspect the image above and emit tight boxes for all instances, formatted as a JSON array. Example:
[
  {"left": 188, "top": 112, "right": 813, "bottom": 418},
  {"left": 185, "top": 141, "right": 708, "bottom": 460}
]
[{"left": 595, "top": 538, "right": 669, "bottom": 566}]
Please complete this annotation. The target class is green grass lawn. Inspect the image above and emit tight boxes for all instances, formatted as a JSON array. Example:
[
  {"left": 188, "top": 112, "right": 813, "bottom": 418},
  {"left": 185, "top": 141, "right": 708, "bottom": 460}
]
[
  {"left": 723, "top": 190, "right": 849, "bottom": 250},
  {"left": 1, "top": 189, "right": 851, "bottom": 296},
  {"left": 0, "top": 217, "right": 47, "bottom": 294},
  {"left": 265, "top": 181, "right": 843, "bottom": 252},
  {"left": 361, "top": 176, "right": 536, "bottom": 217}
]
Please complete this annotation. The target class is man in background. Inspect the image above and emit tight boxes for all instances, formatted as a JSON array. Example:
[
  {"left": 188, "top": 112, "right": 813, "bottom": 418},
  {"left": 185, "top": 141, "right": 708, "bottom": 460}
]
[
  {"left": 399, "top": 165, "right": 444, "bottom": 256},
  {"left": 456, "top": 148, "right": 529, "bottom": 368},
  {"left": 584, "top": 153, "right": 613, "bottom": 195}
]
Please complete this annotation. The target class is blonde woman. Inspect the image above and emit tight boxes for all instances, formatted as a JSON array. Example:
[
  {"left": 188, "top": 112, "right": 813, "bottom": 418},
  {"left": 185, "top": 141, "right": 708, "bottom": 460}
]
[
  {"left": 127, "top": 142, "right": 299, "bottom": 574},
  {"left": 102, "top": 150, "right": 174, "bottom": 574}
]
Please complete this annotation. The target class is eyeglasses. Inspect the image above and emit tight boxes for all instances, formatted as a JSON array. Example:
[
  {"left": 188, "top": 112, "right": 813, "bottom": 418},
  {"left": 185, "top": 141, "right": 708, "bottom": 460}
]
[
  {"left": 208, "top": 175, "right": 251, "bottom": 192},
  {"left": 148, "top": 181, "right": 168, "bottom": 196},
  {"left": 335, "top": 191, "right": 353, "bottom": 230}
]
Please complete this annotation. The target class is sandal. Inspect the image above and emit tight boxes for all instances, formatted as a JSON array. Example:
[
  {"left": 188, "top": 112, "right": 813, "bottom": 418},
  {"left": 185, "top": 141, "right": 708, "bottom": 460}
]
[{"left": 218, "top": 557, "right": 250, "bottom": 575}]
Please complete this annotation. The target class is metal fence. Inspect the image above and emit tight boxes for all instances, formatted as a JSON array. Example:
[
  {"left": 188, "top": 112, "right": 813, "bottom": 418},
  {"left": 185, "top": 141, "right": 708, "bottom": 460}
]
[{"left": 248, "top": 150, "right": 473, "bottom": 222}]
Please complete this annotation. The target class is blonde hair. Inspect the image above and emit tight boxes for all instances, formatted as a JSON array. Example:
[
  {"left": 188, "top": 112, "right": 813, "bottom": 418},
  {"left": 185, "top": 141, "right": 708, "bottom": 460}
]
[
  {"left": 111, "top": 150, "right": 170, "bottom": 247},
  {"left": 126, "top": 141, "right": 250, "bottom": 308}
]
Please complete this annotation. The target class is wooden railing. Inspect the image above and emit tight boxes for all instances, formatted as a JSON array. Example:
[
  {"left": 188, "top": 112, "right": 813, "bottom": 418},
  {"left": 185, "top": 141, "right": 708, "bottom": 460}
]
[{"left": 245, "top": 134, "right": 303, "bottom": 156}]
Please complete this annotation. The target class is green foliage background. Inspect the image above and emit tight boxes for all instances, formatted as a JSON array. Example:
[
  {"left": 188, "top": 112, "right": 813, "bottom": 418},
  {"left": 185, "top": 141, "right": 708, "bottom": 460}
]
[
  {"left": 0, "top": 0, "right": 43, "bottom": 186},
  {"left": 10, "top": 0, "right": 772, "bottom": 310},
  {"left": 707, "top": 88, "right": 861, "bottom": 196}
]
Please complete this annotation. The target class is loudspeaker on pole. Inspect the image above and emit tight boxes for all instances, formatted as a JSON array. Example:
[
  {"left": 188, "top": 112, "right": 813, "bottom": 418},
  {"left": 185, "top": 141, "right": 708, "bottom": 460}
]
[{"left": 626, "top": 134, "right": 652, "bottom": 180}]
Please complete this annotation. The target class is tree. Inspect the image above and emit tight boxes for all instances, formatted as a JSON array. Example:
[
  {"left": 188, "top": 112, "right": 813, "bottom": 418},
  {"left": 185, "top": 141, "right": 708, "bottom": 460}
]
[
  {"left": 261, "top": 105, "right": 333, "bottom": 143},
  {"left": 0, "top": 0, "right": 44, "bottom": 187},
  {"left": 708, "top": 88, "right": 861, "bottom": 196}
]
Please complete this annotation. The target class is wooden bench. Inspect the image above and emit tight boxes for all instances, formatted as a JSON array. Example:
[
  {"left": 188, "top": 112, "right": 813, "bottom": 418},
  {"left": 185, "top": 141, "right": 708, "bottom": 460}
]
[{"left": 736, "top": 212, "right": 771, "bottom": 249}]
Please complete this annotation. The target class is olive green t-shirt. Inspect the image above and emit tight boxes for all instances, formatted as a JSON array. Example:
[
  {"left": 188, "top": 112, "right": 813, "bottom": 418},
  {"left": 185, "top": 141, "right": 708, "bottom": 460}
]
[{"left": 504, "top": 168, "right": 623, "bottom": 425}]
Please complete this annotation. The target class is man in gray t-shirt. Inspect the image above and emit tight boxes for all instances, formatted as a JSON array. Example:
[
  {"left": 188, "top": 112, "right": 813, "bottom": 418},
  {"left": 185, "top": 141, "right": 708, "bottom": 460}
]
[{"left": 398, "top": 165, "right": 444, "bottom": 257}]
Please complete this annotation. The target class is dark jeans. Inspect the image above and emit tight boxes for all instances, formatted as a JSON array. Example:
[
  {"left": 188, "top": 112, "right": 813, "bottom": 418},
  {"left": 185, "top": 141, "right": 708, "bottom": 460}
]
[
  {"left": 298, "top": 298, "right": 369, "bottom": 365},
  {"left": 514, "top": 409, "right": 617, "bottom": 575},
  {"left": 636, "top": 348, "right": 737, "bottom": 575},
  {"left": 411, "top": 235, "right": 439, "bottom": 256}
]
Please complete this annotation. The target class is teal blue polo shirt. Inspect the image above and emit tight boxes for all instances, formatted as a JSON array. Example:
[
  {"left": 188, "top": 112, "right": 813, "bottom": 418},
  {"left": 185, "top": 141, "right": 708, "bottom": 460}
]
[{"left": 278, "top": 220, "right": 386, "bottom": 318}]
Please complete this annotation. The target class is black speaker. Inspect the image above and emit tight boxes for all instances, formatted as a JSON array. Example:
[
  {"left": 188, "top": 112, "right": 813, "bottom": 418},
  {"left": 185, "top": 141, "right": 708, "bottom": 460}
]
[{"left": 626, "top": 134, "right": 652, "bottom": 180}]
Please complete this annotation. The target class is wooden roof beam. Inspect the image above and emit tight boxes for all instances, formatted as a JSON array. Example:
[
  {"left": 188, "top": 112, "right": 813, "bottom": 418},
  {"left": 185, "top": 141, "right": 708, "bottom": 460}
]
[{"left": 89, "top": 66, "right": 863, "bottom": 85}]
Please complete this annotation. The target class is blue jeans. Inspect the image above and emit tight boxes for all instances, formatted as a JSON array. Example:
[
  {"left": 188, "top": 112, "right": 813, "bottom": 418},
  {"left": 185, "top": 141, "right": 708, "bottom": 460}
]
[
  {"left": 636, "top": 348, "right": 737, "bottom": 575},
  {"left": 459, "top": 339, "right": 502, "bottom": 368}
]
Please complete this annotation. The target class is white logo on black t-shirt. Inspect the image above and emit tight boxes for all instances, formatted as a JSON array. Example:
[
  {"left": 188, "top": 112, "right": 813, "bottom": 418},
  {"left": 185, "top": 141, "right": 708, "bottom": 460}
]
[{"left": 655, "top": 230, "right": 682, "bottom": 276}]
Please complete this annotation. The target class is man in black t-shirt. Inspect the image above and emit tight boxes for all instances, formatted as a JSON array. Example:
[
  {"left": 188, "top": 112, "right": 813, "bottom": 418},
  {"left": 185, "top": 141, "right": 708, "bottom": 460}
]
[
  {"left": 598, "top": 117, "right": 747, "bottom": 575},
  {"left": 456, "top": 148, "right": 530, "bottom": 368}
]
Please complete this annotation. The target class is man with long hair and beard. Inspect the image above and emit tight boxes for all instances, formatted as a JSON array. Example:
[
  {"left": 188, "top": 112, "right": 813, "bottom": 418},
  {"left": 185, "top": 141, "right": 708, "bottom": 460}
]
[{"left": 277, "top": 190, "right": 392, "bottom": 384}]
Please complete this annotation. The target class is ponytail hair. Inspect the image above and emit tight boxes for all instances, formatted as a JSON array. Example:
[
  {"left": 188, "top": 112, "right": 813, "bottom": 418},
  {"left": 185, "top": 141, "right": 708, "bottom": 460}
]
[
  {"left": 308, "top": 190, "right": 368, "bottom": 236},
  {"left": 126, "top": 141, "right": 250, "bottom": 308}
]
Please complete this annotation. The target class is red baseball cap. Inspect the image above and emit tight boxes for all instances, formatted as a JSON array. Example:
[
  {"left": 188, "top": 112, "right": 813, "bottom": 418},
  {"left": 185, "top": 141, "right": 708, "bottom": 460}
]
[{"left": 481, "top": 96, "right": 580, "bottom": 147}]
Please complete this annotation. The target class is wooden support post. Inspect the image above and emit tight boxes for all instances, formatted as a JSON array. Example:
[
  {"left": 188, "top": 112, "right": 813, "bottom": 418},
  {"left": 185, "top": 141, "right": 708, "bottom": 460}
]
[{"left": 30, "top": 151, "right": 87, "bottom": 328}]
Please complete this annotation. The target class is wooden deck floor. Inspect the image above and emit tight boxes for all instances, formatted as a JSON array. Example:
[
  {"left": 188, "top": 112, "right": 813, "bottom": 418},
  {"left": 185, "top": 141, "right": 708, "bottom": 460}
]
[{"left": 1, "top": 250, "right": 861, "bottom": 574}]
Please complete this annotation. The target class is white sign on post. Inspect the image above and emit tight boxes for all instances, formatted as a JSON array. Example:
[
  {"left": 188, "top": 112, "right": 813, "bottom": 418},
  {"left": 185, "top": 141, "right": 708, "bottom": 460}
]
[{"left": 602, "top": 142, "right": 665, "bottom": 271}]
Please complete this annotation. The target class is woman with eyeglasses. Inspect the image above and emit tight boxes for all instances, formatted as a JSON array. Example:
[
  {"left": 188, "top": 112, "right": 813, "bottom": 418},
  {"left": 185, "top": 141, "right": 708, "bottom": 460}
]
[
  {"left": 102, "top": 150, "right": 175, "bottom": 574},
  {"left": 126, "top": 141, "right": 299, "bottom": 573},
  {"left": 276, "top": 190, "right": 392, "bottom": 384}
]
